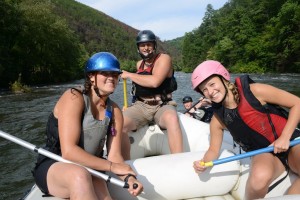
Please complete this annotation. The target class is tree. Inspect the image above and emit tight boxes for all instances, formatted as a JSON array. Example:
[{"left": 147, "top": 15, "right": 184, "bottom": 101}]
[
  {"left": 0, "top": 0, "right": 23, "bottom": 87},
  {"left": 14, "top": 0, "right": 86, "bottom": 84}
]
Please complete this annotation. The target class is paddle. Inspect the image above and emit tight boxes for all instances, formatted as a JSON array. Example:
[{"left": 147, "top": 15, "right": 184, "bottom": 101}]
[
  {"left": 123, "top": 78, "right": 128, "bottom": 109},
  {"left": 201, "top": 138, "right": 300, "bottom": 167},
  {"left": 0, "top": 130, "right": 129, "bottom": 188}
]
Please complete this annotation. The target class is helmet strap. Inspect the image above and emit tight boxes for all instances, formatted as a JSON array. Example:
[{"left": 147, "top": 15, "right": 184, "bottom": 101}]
[
  {"left": 140, "top": 51, "right": 154, "bottom": 60},
  {"left": 92, "top": 76, "right": 110, "bottom": 98},
  {"left": 137, "top": 42, "right": 157, "bottom": 60},
  {"left": 93, "top": 86, "right": 110, "bottom": 98}
]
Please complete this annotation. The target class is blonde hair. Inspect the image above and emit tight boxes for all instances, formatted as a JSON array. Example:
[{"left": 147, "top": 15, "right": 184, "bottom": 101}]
[{"left": 223, "top": 79, "right": 239, "bottom": 104}]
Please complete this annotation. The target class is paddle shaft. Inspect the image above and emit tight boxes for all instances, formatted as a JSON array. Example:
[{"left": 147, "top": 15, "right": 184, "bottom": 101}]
[
  {"left": 123, "top": 78, "right": 128, "bottom": 108},
  {"left": 202, "top": 138, "right": 300, "bottom": 167},
  {"left": 120, "top": 79, "right": 139, "bottom": 189},
  {"left": 0, "top": 130, "right": 128, "bottom": 188}
]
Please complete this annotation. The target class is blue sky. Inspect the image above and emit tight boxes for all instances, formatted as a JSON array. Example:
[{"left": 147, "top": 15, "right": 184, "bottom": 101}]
[{"left": 76, "top": 0, "right": 228, "bottom": 41}]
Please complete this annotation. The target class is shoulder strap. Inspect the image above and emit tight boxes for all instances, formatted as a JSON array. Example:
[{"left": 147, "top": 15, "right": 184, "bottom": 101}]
[
  {"left": 105, "top": 98, "right": 116, "bottom": 136},
  {"left": 149, "top": 53, "right": 161, "bottom": 73},
  {"left": 105, "top": 98, "right": 112, "bottom": 120}
]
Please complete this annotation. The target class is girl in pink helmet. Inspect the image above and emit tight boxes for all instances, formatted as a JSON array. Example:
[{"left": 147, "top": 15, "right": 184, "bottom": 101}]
[{"left": 191, "top": 60, "right": 300, "bottom": 199}]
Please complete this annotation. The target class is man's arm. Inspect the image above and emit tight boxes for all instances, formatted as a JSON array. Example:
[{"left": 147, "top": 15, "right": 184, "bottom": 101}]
[{"left": 121, "top": 54, "right": 172, "bottom": 88}]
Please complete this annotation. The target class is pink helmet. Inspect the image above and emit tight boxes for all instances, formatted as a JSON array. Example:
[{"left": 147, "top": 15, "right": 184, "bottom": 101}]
[{"left": 191, "top": 60, "right": 230, "bottom": 93}]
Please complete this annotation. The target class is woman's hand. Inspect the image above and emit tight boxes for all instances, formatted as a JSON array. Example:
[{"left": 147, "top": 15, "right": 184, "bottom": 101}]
[
  {"left": 110, "top": 162, "right": 143, "bottom": 195},
  {"left": 273, "top": 136, "right": 290, "bottom": 154},
  {"left": 126, "top": 175, "right": 143, "bottom": 196},
  {"left": 110, "top": 162, "right": 136, "bottom": 176},
  {"left": 193, "top": 159, "right": 207, "bottom": 174}
]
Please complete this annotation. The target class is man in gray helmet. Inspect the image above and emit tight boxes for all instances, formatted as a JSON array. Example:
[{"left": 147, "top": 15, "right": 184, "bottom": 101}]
[
  {"left": 121, "top": 30, "right": 183, "bottom": 159},
  {"left": 182, "top": 96, "right": 213, "bottom": 123}
]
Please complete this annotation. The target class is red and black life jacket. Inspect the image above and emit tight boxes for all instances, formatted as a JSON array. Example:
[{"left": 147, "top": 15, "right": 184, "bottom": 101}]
[
  {"left": 213, "top": 75, "right": 289, "bottom": 151},
  {"left": 132, "top": 53, "right": 177, "bottom": 98}
]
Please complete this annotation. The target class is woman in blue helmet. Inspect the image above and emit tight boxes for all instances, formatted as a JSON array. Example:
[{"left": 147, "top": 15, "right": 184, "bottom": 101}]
[{"left": 32, "top": 52, "right": 143, "bottom": 199}]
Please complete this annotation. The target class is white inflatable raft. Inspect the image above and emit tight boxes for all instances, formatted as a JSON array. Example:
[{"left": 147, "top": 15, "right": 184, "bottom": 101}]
[{"left": 23, "top": 113, "right": 299, "bottom": 200}]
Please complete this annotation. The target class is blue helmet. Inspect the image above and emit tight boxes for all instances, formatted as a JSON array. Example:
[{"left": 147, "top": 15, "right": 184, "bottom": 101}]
[{"left": 85, "top": 52, "right": 122, "bottom": 74}]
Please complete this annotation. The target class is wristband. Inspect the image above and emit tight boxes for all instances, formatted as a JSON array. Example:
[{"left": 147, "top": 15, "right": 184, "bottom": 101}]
[{"left": 124, "top": 174, "right": 136, "bottom": 183}]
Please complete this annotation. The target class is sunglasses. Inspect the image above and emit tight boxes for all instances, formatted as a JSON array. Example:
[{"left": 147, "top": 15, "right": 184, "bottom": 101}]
[{"left": 98, "top": 71, "right": 120, "bottom": 78}]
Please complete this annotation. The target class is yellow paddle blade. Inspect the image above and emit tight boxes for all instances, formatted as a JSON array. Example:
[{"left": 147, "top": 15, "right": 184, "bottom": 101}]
[{"left": 123, "top": 79, "right": 128, "bottom": 109}]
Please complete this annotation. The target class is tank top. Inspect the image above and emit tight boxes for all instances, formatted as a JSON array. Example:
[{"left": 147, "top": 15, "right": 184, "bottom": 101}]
[{"left": 45, "top": 93, "right": 113, "bottom": 156}]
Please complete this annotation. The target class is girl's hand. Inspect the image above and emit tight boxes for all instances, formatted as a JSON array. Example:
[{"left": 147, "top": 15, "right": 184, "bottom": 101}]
[
  {"left": 110, "top": 162, "right": 143, "bottom": 195},
  {"left": 126, "top": 175, "right": 143, "bottom": 196},
  {"left": 273, "top": 137, "right": 290, "bottom": 154},
  {"left": 193, "top": 159, "right": 207, "bottom": 174},
  {"left": 111, "top": 162, "right": 136, "bottom": 177}
]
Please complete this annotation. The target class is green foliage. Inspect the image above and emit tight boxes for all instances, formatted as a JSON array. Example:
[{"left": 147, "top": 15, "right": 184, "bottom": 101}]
[
  {"left": 0, "top": 0, "right": 23, "bottom": 87},
  {"left": 9, "top": 73, "right": 32, "bottom": 93},
  {"left": 1, "top": 0, "right": 300, "bottom": 89},
  {"left": 164, "top": 37, "right": 184, "bottom": 69},
  {"left": 0, "top": 0, "right": 139, "bottom": 88},
  {"left": 230, "top": 61, "right": 266, "bottom": 73},
  {"left": 15, "top": 0, "right": 86, "bottom": 84},
  {"left": 181, "top": 0, "right": 300, "bottom": 73},
  {"left": 120, "top": 59, "right": 136, "bottom": 72}
]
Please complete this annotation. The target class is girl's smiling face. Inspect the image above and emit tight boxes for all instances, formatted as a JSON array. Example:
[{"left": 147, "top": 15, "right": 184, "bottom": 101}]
[
  {"left": 199, "top": 76, "right": 226, "bottom": 103},
  {"left": 90, "top": 71, "right": 119, "bottom": 95},
  {"left": 98, "top": 72, "right": 119, "bottom": 94}
]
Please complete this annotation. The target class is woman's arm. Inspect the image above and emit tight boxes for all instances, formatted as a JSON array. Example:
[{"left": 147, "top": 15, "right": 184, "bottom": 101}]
[
  {"left": 106, "top": 101, "right": 125, "bottom": 163},
  {"left": 193, "top": 115, "right": 224, "bottom": 173},
  {"left": 106, "top": 101, "right": 144, "bottom": 195},
  {"left": 203, "top": 115, "right": 225, "bottom": 161},
  {"left": 251, "top": 83, "right": 300, "bottom": 151},
  {"left": 54, "top": 90, "right": 117, "bottom": 172}
]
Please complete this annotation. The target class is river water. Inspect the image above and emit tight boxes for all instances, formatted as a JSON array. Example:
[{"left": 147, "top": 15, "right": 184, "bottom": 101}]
[{"left": 0, "top": 72, "right": 300, "bottom": 200}]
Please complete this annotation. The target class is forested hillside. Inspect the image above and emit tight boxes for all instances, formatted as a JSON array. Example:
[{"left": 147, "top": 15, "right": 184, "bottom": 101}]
[
  {"left": 1, "top": 0, "right": 299, "bottom": 88},
  {"left": 0, "top": 0, "right": 168, "bottom": 88},
  {"left": 181, "top": 0, "right": 300, "bottom": 73}
]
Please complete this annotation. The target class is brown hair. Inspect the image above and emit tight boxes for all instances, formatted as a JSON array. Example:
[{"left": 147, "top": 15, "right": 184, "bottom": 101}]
[{"left": 70, "top": 73, "right": 93, "bottom": 95}]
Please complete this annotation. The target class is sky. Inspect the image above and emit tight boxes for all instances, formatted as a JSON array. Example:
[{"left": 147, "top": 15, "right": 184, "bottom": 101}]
[{"left": 75, "top": 0, "right": 228, "bottom": 41}]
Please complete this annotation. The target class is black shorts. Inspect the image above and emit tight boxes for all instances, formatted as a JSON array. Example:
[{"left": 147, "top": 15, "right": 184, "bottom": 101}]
[
  {"left": 32, "top": 156, "right": 107, "bottom": 195},
  {"left": 32, "top": 157, "right": 57, "bottom": 194}
]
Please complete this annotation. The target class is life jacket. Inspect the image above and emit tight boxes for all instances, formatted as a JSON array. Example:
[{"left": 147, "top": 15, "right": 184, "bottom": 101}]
[
  {"left": 132, "top": 53, "right": 177, "bottom": 99},
  {"left": 45, "top": 93, "right": 113, "bottom": 157},
  {"left": 213, "top": 75, "right": 289, "bottom": 151}
]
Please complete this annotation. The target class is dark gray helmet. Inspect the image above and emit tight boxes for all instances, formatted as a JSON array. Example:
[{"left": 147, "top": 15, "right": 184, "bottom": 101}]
[
  {"left": 182, "top": 96, "right": 193, "bottom": 103},
  {"left": 136, "top": 30, "right": 157, "bottom": 60},
  {"left": 136, "top": 30, "right": 156, "bottom": 45}
]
